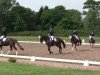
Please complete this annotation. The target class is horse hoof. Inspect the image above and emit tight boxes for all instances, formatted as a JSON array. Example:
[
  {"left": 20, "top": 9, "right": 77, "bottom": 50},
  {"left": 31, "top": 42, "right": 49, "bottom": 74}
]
[
  {"left": 60, "top": 52, "right": 62, "bottom": 54},
  {"left": 49, "top": 52, "right": 53, "bottom": 54}
]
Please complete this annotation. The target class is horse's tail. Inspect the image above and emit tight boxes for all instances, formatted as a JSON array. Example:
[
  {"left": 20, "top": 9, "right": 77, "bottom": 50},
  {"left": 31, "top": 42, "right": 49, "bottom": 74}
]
[
  {"left": 16, "top": 41, "right": 24, "bottom": 50},
  {"left": 79, "top": 39, "right": 82, "bottom": 45},
  {"left": 61, "top": 40, "right": 66, "bottom": 48}
]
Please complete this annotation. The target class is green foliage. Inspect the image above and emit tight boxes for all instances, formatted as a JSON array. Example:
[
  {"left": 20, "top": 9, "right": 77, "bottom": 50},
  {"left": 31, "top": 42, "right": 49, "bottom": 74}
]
[
  {"left": 8, "top": 31, "right": 48, "bottom": 36},
  {"left": 40, "top": 5, "right": 66, "bottom": 29},
  {"left": 8, "top": 57, "right": 17, "bottom": 63},
  {"left": 83, "top": 0, "right": 100, "bottom": 31},
  {"left": 83, "top": 0, "right": 100, "bottom": 10},
  {"left": 10, "top": 6, "right": 36, "bottom": 31},
  {"left": 8, "top": 30, "right": 99, "bottom": 37},
  {"left": 0, "top": 0, "right": 18, "bottom": 13},
  {"left": 57, "top": 10, "right": 83, "bottom": 30},
  {"left": 0, "top": 0, "right": 100, "bottom": 34}
]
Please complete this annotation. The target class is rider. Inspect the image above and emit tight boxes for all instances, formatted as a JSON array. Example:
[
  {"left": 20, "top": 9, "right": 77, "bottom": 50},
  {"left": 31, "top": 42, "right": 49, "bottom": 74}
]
[
  {"left": 72, "top": 30, "right": 79, "bottom": 40},
  {"left": 0, "top": 27, "right": 7, "bottom": 43},
  {"left": 89, "top": 31, "right": 94, "bottom": 40},
  {"left": 48, "top": 26, "right": 55, "bottom": 44}
]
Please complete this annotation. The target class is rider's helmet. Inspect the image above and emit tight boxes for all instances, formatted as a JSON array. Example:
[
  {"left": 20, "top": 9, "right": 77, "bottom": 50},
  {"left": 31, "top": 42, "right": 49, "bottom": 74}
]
[
  {"left": 91, "top": 31, "right": 94, "bottom": 34},
  {"left": 73, "top": 30, "right": 77, "bottom": 35}
]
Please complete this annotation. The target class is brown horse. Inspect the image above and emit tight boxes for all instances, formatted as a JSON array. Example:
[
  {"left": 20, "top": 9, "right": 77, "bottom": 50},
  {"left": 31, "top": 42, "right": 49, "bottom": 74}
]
[
  {"left": 0, "top": 38, "right": 24, "bottom": 55},
  {"left": 39, "top": 35, "right": 66, "bottom": 54},
  {"left": 70, "top": 35, "right": 81, "bottom": 51}
]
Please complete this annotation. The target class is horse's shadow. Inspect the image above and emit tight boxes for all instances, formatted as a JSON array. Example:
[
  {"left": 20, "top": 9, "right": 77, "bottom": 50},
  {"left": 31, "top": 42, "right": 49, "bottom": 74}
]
[
  {"left": 77, "top": 49, "right": 91, "bottom": 52},
  {"left": 49, "top": 51, "right": 73, "bottom": 55},
  {"left": 92, "top": 46, "right": 100, "bottom": 48}
]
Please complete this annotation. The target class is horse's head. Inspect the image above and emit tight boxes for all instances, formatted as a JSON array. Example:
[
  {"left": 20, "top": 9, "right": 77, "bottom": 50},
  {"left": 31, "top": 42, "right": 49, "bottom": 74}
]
[
  {"left": 39, "top": 35, "right": 49, "bottom": 43},
  {"left": 38, "top": 35, "right": 43, "bottom": 43}
]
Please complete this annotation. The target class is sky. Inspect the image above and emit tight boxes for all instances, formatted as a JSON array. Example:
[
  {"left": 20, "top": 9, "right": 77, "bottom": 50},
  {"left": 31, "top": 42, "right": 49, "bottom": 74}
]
[{"left": 16, "top": 0, "right": 87, "bottom": 12}]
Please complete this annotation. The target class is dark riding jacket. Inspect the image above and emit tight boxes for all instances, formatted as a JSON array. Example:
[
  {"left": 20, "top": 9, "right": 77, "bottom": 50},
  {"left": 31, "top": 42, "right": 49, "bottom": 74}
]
[
  {"left": 49, "top": 29, "right": 54, "bottom": 36},
  {"left": 90, "top": 32, "right": 94, "bottom": 37},
  {"left": 1, "top": 30, "right": 7, "bottom": 37},
  {"left": 72, "top": 31, "right": 77, "bottom": 35}
]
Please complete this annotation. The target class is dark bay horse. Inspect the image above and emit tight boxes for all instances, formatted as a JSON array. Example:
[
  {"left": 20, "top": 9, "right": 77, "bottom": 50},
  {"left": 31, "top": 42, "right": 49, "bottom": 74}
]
[
  {"left": 0, "top": 38, "right": 24, "bottom": 55},
  {"left": 39, "top": 35, "right": 66, "bottom": 54},
  {"left": 89, "top": 37, "right": 95, "bottom": 47},
  {"left": 69, "top": 35, "right": 81, "bottom": 51}
]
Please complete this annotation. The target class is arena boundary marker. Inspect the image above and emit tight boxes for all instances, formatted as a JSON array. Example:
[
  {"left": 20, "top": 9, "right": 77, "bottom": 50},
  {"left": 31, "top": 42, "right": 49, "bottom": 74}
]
[{"left": 0, "top": 54, "right": 100, "bottom": 66}]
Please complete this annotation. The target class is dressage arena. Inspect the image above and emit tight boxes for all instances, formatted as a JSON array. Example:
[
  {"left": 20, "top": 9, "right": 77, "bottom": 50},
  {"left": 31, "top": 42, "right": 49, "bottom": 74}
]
[{"left": 1, "top": 41, "right": 100, "bottom": 70}]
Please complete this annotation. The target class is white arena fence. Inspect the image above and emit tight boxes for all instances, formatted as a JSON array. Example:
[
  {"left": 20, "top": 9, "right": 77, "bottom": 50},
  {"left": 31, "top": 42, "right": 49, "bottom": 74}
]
[
  {"left": 0, "top": 54, "right": 100, "bottom": 66},
  {"left": 0, "top": 40, "right": 100, "bottom": 67}
]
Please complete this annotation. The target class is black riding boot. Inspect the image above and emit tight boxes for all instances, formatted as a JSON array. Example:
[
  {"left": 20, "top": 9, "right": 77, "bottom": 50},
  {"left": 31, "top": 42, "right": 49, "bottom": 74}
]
[
  {"left": 0, "top": 39, "right": 2, "bottom": 45},
  {"left": 51, "top": 40, "right": 54, "bottom": 46}
]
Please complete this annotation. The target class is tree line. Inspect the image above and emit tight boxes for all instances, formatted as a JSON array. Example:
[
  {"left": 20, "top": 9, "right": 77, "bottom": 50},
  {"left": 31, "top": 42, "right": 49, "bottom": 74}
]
[{"left": 0, "top": 0, "right": 100, "bottom": 34}]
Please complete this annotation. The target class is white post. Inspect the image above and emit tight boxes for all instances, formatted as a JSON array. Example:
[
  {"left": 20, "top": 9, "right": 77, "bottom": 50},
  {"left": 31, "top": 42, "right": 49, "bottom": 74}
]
[
  {"left": 31, "top": 56, "right": 36, "bottom": 61},
  {"left": 83, "top": 60, "right": 89, "bottom": 66},
  {"left": 64, "top": 40, "right": 65, "bottom": 42},
  {"left": 82, "top": 39, "right": 85, "bottom": 45}
]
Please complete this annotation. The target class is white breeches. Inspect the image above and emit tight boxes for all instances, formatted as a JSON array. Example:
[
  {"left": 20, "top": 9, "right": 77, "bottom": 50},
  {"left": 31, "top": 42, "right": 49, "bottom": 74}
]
[
  {"left": 49, "top": 36, "right": 57, "bottom": 41},
  {"left": 74, "top": 35, "right": 79, "bottom": 40},
  {"left": 0, "top": 36, "right": 4, "bottom": 39},
  {"left": 89, "top": 36, "right": 94, "bottom": 39},
  {"left": 0, "top": 36, "right": 6, "bottom": 41}
]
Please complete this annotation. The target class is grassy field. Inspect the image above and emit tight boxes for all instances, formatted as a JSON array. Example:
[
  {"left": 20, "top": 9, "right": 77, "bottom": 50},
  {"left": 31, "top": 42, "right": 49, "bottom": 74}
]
[
  {"left": 9, "top": 36, "right": 100, "bottom": 43},
  {"left": 0, "top": 62, "right": 100, "bottom": 75}
]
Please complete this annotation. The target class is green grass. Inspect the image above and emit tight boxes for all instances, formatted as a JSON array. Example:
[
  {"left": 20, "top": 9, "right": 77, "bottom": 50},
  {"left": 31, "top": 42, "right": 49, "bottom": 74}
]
[
  {"left": 8, "top": 36, "right": 100, "bottom": 43},
  {"left": 8, "top": 36, "right": 39, "bottom": 41},
  {"left": 0, "top": 62, "right": 100, "bottom": 75}
]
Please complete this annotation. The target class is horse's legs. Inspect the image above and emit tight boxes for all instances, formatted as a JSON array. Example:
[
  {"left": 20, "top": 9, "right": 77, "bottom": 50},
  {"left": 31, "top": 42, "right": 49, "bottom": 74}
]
[
  {"left": 90, "top": 43, "right": 93, "bottom": 47},
  {"left": 0, "top": 46, "right": 3, "bottom": 54},
  {"left": 7, "top": 45, "right": 12, "bottom": 55},
  {"left": 15, "top": 51, "right": 18, "bottom": 55},
  {"left": 48, "top": 46, "right": 53, "bottom": 54},
  {"left": 1, "top": 50, "right": 3, "bottom": 54},
  {"left": 59, "top": 46, "right": 62, "bottom": 54},
  {"left": 91, "top": 43, "right": 94, "bottom": 47},
  {"left": 71, "top": 43, "right": 74, "bottom": 51},
  {"left": 7, "top": 51, "right": 11, "bottom": 55},
  {"left": 13, "top": 45, "right": 18, "bottom": 55},
  {"left": 75, "top": 44, "right": 78, "bottom": 51}
]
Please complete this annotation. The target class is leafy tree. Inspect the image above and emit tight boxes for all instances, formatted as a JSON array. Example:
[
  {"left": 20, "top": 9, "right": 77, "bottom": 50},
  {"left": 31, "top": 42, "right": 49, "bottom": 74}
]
[
  {"left": 40, "top": 5, "right": 66, "bottom": 30},
  {"left": 14, "top": 16, "right": 26, "bottom": 31},
  {"left": 0, "top": 0, "right": 18, "bottom": 13},
  {"left": 0, "top": 0, "right": 19, "bottom": 31},
  {"left": 83, "top": 0, "right": 100, "bottom": 10},
  {"left": 10, "top": 6, "right": 36, "bottom": 31},
  {"left": 57, "top": 10, "right": 83, "bottom": 30},
  {"left": 83, "top": 0, "right": 100, "bottom": 31},
  {"left": 44, "top": 6, "right": 49, "bottom": 11},
  {"left": 35, "top": 6, "right": 44, "bottom": 30}
]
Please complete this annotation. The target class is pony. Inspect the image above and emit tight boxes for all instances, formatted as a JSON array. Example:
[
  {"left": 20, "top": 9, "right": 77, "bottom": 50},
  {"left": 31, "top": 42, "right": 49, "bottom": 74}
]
[
  {"left": 0, "top": 38, "right": 24, "bottom": 55},
  {"left": 39, "top": 35, "right": 66, "bottom": 54},
  {"left": 89, "top": 37, "right": 95, "bottom": 47},
  {"left": 69, "top": 35, "right": 82, "bottom": 51}
]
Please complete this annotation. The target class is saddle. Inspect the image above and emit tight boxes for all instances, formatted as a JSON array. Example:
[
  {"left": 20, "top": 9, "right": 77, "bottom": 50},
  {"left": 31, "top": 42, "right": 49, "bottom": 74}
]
[
  {"left": 89, "top": 37, "right": 95, "bottom": 43},
  {"left": 49, "top": 36, "right": 57, "bottom": 45},
  {"left": 0, "top": 38, "right": 7, "bottom": 45}
]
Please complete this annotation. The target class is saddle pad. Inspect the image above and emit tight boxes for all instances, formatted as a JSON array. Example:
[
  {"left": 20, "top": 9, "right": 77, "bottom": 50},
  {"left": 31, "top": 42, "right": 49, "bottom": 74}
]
[
  {"left": 3, "top": 38, "right": 6, "bottom": 41},
  {"left": 54, "top": 38, "right": 57, "bottom": 41},
  {"left": 49, "top": 36, "right": 57, "bottom": 41}
]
